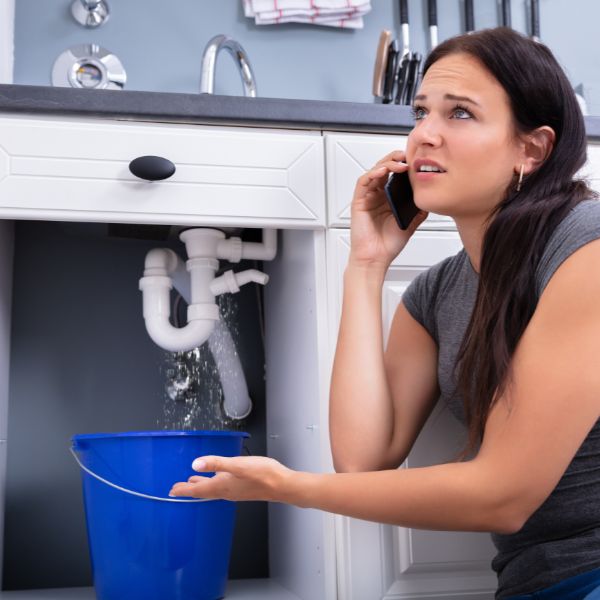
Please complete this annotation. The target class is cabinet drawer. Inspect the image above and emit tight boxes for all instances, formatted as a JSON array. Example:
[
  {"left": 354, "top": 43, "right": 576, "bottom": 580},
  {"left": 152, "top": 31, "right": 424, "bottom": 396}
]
[
  {"left": 0, "top": 116, "right": 325, "bottom": 228},
  {"left": 324, "top": 132, "right": 455, "bottom": 230}
]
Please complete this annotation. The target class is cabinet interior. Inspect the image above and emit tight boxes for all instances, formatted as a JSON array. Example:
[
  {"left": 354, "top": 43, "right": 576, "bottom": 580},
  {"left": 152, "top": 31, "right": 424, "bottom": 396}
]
[{"left": 0, "top": 219, "right": 330, "bottom": 599}]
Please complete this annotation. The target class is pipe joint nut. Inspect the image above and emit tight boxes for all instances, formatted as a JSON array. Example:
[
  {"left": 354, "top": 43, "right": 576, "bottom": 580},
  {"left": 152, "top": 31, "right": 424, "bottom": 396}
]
[
  {"left": 220, "top": 236, "right": 243, "bottom": 263},
  {"left": 210, "top": 270, "right": 240, "bottom": 295},
  {"left": 138, "top": 275, "right": 172, "bottom": 291},
  {"left": 186, "top": 257, "right": 219, "bottom": 272},
  {"left": 187, "top": 303, "right": 220, "bottom": 321}
]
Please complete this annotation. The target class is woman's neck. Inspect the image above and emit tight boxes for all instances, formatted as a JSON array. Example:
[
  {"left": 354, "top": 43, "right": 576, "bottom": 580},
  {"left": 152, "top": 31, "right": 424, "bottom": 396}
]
[{"left": 453, "top": 215, "right": 489, "bottom": 275}]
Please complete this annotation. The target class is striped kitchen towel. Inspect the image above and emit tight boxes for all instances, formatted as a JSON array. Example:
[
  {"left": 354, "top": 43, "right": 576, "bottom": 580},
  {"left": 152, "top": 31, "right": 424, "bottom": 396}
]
[{"left": 243, "top": 0, "right": 372, "bottom": 29}]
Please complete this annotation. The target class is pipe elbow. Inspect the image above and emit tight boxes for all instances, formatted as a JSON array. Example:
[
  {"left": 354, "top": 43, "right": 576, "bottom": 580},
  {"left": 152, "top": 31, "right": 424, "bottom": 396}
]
[
  {"left": 236, "top": 269, "right": 269, "bottom": 287},
  {"left": 144, "top": 248, "right": 180, "bottom": 275},
  {"left": 144, "top": 317, "right": 216, "bottom": 353},
  {"left": 241, "top": 229, "right": 278, "bottom": 261}
]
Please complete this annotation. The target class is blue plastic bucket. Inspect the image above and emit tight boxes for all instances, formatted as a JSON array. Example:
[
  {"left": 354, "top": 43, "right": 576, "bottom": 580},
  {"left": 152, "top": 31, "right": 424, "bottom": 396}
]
[{"left": 71, "top": 430, "right": 249, "bottom": 600}]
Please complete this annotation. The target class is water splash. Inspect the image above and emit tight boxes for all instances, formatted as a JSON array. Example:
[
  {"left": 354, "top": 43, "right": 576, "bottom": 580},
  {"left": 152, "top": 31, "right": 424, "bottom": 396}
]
[{"left": 158, "top": 293, "right": 245, "bottom": 432}]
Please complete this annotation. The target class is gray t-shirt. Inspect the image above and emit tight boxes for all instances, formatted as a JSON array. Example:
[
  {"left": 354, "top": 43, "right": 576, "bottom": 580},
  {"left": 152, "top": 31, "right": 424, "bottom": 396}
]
[{"left": 401, "top": 199, "right": 600, "bottom": 598}]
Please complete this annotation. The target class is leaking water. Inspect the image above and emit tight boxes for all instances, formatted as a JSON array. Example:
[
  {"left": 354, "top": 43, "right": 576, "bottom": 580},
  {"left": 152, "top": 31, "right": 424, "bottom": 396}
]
[{"left": 158, "top": 293, "right": 246, "bottom": 432}]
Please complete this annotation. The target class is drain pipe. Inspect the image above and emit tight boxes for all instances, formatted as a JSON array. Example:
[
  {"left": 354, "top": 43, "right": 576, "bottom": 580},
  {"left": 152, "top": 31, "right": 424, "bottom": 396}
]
[
  {"left": 139, "top": 228, "right": 276, "bottom": 420},
  {"left": 139, "top": 250, "right": 219, "bottom": 353},
  {"left": 208, "top": 320, "right": 253, "bottom": 420}
]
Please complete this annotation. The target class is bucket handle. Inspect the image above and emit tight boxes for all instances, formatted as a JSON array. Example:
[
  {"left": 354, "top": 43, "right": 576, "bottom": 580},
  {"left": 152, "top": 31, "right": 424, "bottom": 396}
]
[{"left": 70, "top": 447, "right": 214, "bottom": 503}]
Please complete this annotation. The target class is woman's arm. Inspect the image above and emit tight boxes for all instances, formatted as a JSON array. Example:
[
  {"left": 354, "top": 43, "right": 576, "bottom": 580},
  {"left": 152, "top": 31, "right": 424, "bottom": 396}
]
[
  {"left": 171, "top": 240, "right": 600, "bottom": 536},
  {"left": 329, "top": 151, "right": 429, "bottom": 472}
]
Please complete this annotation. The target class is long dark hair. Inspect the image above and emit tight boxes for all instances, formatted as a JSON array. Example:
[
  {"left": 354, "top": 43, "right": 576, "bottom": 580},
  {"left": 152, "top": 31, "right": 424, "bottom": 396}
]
[{"left": 422, "top": 28, "right": 594, "bottom": 458}]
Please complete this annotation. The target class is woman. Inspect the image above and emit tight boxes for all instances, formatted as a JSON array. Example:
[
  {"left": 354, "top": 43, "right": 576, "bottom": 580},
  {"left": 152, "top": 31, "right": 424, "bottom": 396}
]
[{"left": 170, "top": 28, "right": 600, "bottom": 599}]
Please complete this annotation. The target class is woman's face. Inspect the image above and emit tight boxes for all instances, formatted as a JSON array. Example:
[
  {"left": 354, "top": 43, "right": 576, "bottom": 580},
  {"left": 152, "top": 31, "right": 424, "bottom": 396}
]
[{"left": 406, "top": 52, "right": 521, "bottom": 221}]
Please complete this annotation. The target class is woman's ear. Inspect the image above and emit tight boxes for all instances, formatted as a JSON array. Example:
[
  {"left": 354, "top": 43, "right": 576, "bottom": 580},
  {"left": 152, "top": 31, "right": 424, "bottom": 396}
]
[{"left": 521, "top": 126, "right": 555, "bottom": 174}]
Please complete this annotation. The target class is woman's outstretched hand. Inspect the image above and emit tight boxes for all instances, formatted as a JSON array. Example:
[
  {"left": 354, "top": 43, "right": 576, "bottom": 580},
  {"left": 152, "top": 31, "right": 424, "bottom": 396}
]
[
  {"left": 169, "top": 455, "right": 296, "bottom": 503},
  {"left": 350, "top": 150, "right": 428, "bottom": 271}
]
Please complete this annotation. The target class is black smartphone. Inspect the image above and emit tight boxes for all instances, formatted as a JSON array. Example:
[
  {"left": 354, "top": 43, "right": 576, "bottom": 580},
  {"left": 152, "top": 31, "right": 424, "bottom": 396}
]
[{"left": 384, "top": 170, "right": 420, "bottom": 230}]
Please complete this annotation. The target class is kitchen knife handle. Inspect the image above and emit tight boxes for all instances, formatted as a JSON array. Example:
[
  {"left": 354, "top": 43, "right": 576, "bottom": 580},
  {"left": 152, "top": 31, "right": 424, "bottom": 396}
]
[
  {"left": 394, "top": 53, "right": 411, "bottom": 105},
  {"left": 428, "top": 0, "right": 437, "bottom": 26},
  {"left": 383, "top": 42, "right": 399, "bottom": 104},
  {"left": 501, "top": 0, "right": 511, "bottom": 28},
  {"left": 465, "top": 0, "right": 474, "bottom": 32},
  {"left": 404, "top": 53, "right": 422, "bottom": 106},
  {"left": 399, "top": 0, "right": 408, "bottom": 25},
  {"left": 531, "top": 0, "right": 540, "bottom": 40},
  {"left": 372, "top": 30, "right": 392, "bottom": 98}
]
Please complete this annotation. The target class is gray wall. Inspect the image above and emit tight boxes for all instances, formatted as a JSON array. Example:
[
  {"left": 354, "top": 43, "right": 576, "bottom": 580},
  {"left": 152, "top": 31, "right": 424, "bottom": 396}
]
[
  {"left": 3, "top": 221, "right": 268, "bottom": 589},
  {"left": 12, "top": 0, "right": 600, "bottom": 114}
]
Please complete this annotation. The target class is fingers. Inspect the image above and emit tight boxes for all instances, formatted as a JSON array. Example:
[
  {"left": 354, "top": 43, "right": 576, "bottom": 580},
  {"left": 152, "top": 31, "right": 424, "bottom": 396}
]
[
  {"left": 169, "top": 481, "right": 210, "bottom": 499},
  {"left": 374, "top": 149, "right": 406, "bottom": 166},
  {"left": 191, "top": 455, "right": 235, "bottom": 474},
  {"left": 167, "top": 456, "right": 229, "bottom": 498},
  {"left": 358, "top": 159, "right": 408, "bottom": 191}
]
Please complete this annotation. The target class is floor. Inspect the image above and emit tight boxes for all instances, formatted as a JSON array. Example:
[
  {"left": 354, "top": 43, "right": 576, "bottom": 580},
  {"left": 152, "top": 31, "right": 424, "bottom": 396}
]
[{"left": 0, "top": 579, "right": 302, "bottom": 599}]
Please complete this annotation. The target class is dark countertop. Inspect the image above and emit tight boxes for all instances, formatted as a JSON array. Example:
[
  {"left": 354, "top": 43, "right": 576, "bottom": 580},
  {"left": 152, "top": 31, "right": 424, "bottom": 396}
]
[{"left": 1, "top": 83, "right": 600, "bottom": 139}]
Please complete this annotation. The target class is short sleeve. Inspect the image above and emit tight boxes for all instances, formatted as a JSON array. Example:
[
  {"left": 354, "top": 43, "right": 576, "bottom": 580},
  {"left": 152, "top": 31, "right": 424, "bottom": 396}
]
[
  {"left": 536, "top": 199, "right": 600, "bottom": 298},
  {"left": 401, "top": 255, "right": 457, "bottom": 343},
  {"left": 402, "top": 270, "right": 430, "bottom": 330}
]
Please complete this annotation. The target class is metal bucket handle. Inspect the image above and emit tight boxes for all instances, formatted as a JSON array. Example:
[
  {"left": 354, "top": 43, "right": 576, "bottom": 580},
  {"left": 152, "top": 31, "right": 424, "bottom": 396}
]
[{"left": 70, "top": 447, "right": 214, "bottom": 503}]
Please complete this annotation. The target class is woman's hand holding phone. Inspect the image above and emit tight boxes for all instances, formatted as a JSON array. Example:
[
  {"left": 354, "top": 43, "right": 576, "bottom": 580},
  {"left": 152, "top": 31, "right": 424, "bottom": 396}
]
[{"left": 349, "top": 150, "right": 428, "bottom": 271}]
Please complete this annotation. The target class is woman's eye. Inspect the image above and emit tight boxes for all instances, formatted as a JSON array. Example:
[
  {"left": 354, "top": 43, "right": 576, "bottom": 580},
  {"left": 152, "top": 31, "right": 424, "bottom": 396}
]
[
  {"left": 452, "top": 106, "right": 473, "bottom": 119},
  {"left": 412, "top": 106, "right": 427, "bottom": 120}
]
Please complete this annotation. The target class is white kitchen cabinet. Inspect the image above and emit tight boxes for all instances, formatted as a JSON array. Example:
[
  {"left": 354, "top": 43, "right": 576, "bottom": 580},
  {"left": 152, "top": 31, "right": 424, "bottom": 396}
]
[
  {"left": 0, "top": 109, "right": 598, "bottom": 600},
  {"left": 0, "top": 116, "right": 325, "bottom": 229},
  {"left": 0, "top": 116, "right": 334, "bottom": 599},
  {"left": 324, "top": 132, "right": 454, "bottom": 230},
  {"left": 326, "top": 228, "right": 497, "bottom": 600}
]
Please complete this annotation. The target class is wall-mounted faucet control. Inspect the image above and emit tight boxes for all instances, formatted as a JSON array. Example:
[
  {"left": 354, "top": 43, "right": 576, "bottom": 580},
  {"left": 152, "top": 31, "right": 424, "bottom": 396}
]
[{"left": 71, "top": 0, "right": 110, "bottom": 28}]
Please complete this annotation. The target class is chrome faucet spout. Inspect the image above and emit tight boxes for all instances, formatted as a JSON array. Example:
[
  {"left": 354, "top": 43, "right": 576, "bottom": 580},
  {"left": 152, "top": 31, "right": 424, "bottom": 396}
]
[{"left": 200, "top": 34, "right": 257, "bottom": 97}]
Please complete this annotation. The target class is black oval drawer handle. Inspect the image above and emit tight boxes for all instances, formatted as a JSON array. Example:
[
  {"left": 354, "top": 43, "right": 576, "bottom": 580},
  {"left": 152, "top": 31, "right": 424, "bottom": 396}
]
[{"left": 129, "top": 155, "right": 176, "bottom": 181}]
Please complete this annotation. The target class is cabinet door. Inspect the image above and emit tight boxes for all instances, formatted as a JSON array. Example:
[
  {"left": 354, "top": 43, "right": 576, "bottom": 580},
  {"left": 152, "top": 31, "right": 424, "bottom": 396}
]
[
  {"left": 327, "top": 229, "right": 497, "bottom": 600},
  {"left": 0, "top": 116, "right": 325, "bottom": 228},
  {"left": 324, "top": 132, "right": 454, "bottom": 230}
]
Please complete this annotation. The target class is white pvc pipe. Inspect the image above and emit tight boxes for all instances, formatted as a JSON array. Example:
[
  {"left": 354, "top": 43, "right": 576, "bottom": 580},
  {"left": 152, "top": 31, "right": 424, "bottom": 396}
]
[
  {"left": 235, "top": 269, "right": 269, "bottom": 287},
  {"left": 208, "top": 320, "right": 252, "bottom": 420},
  {"left": 241, "top": 229, "right": 277, "bottom": 261},
  {"left": 142, "top": 248, "right": 190, "bottom": 302},
  {"left": 140, "top": 276, "right": 216, "bottom": 352},
  {"left": 145, "top": 316, "right": 216, "bottom": 353},
  {"left": 139, "top": 228, "right": 275, "bottom": 418}
]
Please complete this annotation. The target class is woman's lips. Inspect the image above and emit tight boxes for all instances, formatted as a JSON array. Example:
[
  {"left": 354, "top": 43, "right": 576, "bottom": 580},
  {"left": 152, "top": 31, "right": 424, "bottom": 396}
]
[{"left": 413, "top": 170, "right": 446, "bottom": 182}]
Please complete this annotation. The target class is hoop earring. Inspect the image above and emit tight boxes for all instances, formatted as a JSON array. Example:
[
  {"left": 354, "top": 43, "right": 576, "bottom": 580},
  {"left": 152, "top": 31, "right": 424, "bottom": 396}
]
[{"left": 516, "top": 164, "right": 524, "bottom": 192}]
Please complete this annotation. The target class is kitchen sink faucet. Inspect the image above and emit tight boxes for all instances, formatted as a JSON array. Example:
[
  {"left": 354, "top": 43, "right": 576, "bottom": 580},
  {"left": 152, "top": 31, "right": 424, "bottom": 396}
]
[{"left": 200, "top": 34, "right": 257, "bottom": 97}]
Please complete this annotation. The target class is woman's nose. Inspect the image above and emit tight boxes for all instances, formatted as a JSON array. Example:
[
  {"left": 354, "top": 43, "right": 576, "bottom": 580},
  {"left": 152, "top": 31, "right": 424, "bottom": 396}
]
[{"left": 410, "top": 116, "right": 443, "bottom": 147}]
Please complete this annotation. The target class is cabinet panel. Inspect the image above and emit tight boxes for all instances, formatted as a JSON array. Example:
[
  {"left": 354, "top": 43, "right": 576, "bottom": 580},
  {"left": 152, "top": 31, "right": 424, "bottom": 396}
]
[
  {"left": 577, "top": 143, "right": 600, "bottom": 194},
  {"left": 327, "top": 229, "right": 496, "bottom": 599},
  {"left": 0, "top": 117, "right": 325, "bottom": 228},
  {"left": 324, "top": 132, "right": 454, "bottom": 230}
]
